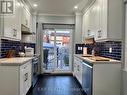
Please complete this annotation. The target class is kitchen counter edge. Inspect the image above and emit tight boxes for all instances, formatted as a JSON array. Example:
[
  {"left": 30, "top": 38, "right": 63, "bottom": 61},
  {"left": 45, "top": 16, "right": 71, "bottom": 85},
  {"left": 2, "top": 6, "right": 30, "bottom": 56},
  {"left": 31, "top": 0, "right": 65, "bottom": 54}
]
[{"left": 74, "top": 54, "right": 121, "bottom": 64}]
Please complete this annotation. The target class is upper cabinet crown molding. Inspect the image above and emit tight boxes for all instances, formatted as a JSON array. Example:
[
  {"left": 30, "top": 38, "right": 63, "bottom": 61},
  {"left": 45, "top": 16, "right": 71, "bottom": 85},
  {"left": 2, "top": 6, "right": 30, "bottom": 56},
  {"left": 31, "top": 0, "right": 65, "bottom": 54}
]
[
  {"left": 124, "top": 0, "right": 127, "bottom": 3},
  {"left": 21, "top": 0, "right": 33, "bottom": 13}
]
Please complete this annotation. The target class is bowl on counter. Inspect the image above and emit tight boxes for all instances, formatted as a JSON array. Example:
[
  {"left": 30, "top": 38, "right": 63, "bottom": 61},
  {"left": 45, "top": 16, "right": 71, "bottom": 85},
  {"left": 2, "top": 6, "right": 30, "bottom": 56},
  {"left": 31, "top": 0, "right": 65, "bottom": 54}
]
[{"left": 19, "top": 52, "right": 25, "bottom": 57}]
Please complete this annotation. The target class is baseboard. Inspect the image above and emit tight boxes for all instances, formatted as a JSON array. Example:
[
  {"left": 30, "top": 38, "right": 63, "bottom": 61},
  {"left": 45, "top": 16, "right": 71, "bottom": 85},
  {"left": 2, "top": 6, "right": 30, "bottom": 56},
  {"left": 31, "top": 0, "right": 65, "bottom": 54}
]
[{"left": 39, "top": 73, "right": 73, "bottom": 76}]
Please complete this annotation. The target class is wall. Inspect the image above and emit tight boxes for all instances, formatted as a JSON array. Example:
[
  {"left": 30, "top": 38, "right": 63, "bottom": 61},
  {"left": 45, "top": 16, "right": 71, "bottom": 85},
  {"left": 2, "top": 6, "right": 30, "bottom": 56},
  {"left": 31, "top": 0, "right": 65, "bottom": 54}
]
[
  {"left": 37, "top": 15, "right": 75, "bottom": 24},
  {"left": 0, "top": 39, "right": 36, "bottom": 58}
]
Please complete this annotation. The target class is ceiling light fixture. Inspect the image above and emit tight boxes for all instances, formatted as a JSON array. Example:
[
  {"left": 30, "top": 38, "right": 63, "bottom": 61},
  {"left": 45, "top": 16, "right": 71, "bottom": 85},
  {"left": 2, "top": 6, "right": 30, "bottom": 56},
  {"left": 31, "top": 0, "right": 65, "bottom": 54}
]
[
  {"left": 74, "top": 6, "right": 78, "bottom": 9},
  {"left": 33, "top": 4, "right": 38, "bottom": 7}
]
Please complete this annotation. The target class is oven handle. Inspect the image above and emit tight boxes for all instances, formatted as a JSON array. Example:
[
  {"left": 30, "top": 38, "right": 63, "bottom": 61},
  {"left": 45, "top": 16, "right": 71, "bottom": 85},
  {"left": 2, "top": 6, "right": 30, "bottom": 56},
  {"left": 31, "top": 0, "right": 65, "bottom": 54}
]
[{"left": 33, "top": 61, "right": 38, "bottom": 65}]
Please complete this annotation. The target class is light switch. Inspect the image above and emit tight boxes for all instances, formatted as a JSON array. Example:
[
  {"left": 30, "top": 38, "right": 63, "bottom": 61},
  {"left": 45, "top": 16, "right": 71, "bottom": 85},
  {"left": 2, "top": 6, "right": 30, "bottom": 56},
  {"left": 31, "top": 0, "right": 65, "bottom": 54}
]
[{"left": 109, "top": 47, "right": 112, "bottom": 53}]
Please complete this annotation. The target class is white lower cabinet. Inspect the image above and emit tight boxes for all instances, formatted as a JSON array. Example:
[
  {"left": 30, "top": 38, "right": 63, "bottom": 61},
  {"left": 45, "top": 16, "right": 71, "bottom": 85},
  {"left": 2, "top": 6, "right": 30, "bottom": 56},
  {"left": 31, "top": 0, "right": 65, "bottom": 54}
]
[
  {"left": 0, "top": 60, "right": 32, "bottom": 95},
  {"left": 74, "top": 56, "right": 83, "bottom": 85},
  {"left": 74, "top": 56, "right": 121, "bottom": 95},
  {"left": 20, "top": 61, "right": 32, "bottom": 95}
]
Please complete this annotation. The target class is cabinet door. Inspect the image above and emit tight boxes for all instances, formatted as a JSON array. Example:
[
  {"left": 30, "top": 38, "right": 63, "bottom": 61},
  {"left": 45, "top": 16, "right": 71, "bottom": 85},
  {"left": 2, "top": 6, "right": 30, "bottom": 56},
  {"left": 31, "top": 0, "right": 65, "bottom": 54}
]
[
  {"left": 21, "top": 7, "right": 26, "bottom": 26},
  {"left": 32, "top": 15, "right": 37, "bottom": 34},
  {"left": 94, "top": 0, "right": 102, "bottom": 40},
  {"left": 25, "top": 10, "right": 31, "bottom": 29},
  {"left": 74, "top": 58, "right": 77, "bottom": 76},
  {"left": 74, "top": 57, "right": 78, "bottom": 78},
  {"left": 89, "top": 6, "right": 95, "bottom": 37},
  {"left": 77, "top": 61, "right": 82, "bottom": 85},
  {"left": 0, "top": 13, "right": 4, "bottom": 37},
  {"left": 3, "top": 0, "right": 21, "bottom": 40},
  {"left": 84, "top": 10, "right": 90, "bottom": 38},
  {"left": 74, "top": 57, "right": 82, "bottom": 85},
  {"left": 20, "top": 66, "right": 27, "bottom": 95},
  {"left": 84, "top": 7, "right": 96, "bottom": 38},
  {"left": 20, "top": 61, "right": 32, "bottom": 95},
  {"left": 30, "top": 14, "right": 33, "bottom": 33},
  {"left": 27, "top": 62, "right": 32, "bottom": 91},
  {"left": 95, "top": 0, "right": 107, "bottom": 40},
  {"left": 21, "top": 6, "right": 31, "bottom": 29}
]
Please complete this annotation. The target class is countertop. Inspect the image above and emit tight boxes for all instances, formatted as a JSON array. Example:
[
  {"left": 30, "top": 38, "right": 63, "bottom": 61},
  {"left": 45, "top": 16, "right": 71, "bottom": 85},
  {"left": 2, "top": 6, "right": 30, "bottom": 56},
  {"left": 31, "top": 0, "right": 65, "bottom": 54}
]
[
  {"left": 0, "top": 57, "right": 33, "bottom": 66},
  {"left": 74, "top": 54, "right": 121, "bottom": 64}
]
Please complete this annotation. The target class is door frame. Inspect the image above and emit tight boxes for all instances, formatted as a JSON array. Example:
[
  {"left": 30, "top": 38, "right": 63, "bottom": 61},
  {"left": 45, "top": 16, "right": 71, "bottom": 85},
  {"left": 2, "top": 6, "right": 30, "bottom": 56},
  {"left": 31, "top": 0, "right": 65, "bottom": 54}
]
[{"left": 41, "top": 27, "right": 74, "bottom": 74}]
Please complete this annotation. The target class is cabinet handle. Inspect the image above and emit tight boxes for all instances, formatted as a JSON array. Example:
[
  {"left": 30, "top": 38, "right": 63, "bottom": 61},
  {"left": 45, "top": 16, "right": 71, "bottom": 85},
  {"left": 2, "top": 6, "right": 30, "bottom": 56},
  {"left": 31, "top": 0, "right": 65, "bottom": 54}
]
[
  {"left": 98, "top": 30, "right": 102, "bottom": 38},
  {"left": 23, "top": 66, "right": 27, "bottom": 69},
  {"left": 25, "top": 19, "right": 28, "bottom": 26},
  {"left": 13, "top": 29, "right": 17, "bottom": 37},
  {"left": 77, "top": 65, "right": 80, "bottom": 71},
  {"left": 88, "top": 30, "right": 91, "bottom": 36},
  {"left": 24, "top": 73, "right": 28, "bottom": 82}
]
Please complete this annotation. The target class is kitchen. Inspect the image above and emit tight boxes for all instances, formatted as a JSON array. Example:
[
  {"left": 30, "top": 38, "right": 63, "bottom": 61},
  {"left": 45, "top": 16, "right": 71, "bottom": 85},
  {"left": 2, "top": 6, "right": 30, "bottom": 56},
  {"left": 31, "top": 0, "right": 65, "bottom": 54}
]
[{"left": 0, "top": 0, "right": 126, "bottom": 95}]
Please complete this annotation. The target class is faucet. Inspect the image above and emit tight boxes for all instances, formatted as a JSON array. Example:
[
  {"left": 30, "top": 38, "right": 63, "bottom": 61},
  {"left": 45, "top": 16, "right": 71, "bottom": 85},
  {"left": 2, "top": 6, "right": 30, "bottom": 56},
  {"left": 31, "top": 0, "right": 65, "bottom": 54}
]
[{"left": 92, "top": 48, "right": 95, "bottom": 56}]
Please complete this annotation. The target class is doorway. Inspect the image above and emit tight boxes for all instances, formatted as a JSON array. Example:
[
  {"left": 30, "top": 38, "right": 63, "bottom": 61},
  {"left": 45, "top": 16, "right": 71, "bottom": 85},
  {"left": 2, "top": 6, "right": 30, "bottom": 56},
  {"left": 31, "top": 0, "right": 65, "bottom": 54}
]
[{"left": 42, "top": 24, "right": 74, "bottom": 73}]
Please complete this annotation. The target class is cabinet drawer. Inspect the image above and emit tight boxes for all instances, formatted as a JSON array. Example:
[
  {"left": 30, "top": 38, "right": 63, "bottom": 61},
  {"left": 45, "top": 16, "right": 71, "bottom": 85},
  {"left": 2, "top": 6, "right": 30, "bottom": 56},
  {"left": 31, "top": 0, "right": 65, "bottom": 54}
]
[
  {"left": 74, "top": 57, "right": 82, "bottom": 63},
  {"left": 20, "top": 61, "right": 31, "bottom": 70}
]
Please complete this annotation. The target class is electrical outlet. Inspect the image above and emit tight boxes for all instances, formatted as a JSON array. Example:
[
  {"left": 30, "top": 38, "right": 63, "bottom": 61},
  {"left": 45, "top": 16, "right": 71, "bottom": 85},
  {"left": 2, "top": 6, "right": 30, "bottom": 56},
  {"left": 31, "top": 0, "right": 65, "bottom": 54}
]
[{"left": 109, "top": 47, "right": 112, "bottom": 53}]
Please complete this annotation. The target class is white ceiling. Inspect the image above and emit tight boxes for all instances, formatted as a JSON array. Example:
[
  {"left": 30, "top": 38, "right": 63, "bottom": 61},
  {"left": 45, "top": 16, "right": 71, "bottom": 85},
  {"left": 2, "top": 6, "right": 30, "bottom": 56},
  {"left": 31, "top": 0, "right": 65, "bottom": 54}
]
[{"left": 28, "top": 0, "right": 89, "bottom": 15}]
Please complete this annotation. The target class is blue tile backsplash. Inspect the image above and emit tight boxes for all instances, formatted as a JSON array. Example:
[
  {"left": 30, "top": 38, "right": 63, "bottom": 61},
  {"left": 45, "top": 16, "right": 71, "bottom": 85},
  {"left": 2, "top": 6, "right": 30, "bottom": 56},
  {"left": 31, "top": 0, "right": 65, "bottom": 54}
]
[
  {"left": 0, "top": 39, "right": 36, "bottom": 58},
  {"left": 1, "top": 39, "right": 122, "bottom": 60},
  {"left": 83, "top": 41, "right": 122, "bottom": 60}
]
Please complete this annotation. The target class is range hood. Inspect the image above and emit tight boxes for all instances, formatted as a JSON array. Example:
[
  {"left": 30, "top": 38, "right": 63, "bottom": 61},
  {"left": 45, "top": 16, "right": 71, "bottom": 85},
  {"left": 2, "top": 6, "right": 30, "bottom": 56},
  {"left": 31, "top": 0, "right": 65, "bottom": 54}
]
[
  {"left": 21, "top": 24, "right": 32, "bottom": 34},
  {"left": 84, "top": 37, "right": 95, "bottom": 44}
]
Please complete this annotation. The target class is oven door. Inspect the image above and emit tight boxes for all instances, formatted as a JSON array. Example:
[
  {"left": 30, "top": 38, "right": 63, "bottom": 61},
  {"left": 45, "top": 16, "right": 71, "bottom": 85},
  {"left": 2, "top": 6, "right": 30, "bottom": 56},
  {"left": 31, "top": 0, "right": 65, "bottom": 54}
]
[{"left": 32, "top": 58, "right": 39, "bottom": 87}]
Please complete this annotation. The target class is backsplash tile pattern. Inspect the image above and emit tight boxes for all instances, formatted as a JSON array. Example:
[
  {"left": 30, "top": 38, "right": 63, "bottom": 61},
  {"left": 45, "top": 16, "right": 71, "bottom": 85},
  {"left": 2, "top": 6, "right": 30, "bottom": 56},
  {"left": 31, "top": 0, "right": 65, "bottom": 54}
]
[
  {"left": 84, "top": 41, "right": 122, "bottom": 60},
  {"left": 0, "top": 39, "right": 36, "bottom": 58},
  {"left": 96, "top": 41, "right": 122, "bottom": 60},
  {"left": 1, "top": 40, "right": 122, "bottom": 60}
]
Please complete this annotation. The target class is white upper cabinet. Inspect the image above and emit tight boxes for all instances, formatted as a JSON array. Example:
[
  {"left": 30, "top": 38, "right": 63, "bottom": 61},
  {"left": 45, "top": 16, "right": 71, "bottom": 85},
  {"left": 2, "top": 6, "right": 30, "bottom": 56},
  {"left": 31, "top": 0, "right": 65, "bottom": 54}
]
[
  {"left": 21, "top": 14, "right": 36, "bottom": 43},
  {"left": 2, "top": 0, "right": 22, "bottom": 41},
  {"left": 82, "top": 0, "right": 123, "bottom": 41},
  {"left": 82, "top": 3, "right": 97, "bottom": 40},
  {"left": 21, "top": 7, "right": 30, "bottom": 28},
  {"left": 21, "top": 3, "right": 32, "bottom": 33}
]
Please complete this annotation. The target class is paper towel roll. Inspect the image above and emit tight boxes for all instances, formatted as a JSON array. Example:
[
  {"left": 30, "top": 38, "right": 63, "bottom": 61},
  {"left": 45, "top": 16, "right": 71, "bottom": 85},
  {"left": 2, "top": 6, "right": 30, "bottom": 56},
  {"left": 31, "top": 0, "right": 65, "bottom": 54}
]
[{"left": 83, "top": 47, "right": 87, "bottom": 55}]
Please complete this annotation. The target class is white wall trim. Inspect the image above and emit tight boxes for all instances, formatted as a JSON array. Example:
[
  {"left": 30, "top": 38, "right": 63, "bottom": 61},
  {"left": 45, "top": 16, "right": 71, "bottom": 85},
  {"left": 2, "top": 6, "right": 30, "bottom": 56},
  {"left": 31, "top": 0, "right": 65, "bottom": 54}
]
[
  {"left": 37, "top": 13, "right": 75, "bottom": 17},
  {"left": 82, "top": 0, "right": 96, "bottom": 15}
]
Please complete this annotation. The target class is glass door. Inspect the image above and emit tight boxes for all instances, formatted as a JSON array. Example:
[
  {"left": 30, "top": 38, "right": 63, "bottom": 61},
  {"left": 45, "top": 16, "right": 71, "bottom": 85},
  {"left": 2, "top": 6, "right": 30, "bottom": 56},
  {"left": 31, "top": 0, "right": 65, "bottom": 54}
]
[
  {"left": 43, "top": 29, "right": 57, "bottom": 72},
  {"left": 55, "top": 29, "right": 70, "bottom": 71},
  {"left": 42, "top": 29, "right": 71, "bottom": 73}
]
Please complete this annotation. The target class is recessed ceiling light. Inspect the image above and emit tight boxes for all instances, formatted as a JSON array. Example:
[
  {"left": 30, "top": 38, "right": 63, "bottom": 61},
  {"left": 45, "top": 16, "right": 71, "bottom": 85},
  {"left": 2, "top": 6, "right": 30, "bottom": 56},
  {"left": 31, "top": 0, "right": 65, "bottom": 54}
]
[
  {"left": 33, "top": 4, "right": 38, "bottom": 7},
  {"left": 74, "top": 6, "right": 78, "bottom": 9}
]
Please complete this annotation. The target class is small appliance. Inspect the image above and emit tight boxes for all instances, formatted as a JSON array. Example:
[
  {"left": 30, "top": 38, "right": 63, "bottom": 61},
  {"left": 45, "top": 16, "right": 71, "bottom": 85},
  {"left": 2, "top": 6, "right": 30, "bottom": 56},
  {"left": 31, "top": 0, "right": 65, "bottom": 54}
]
[
  {"left": 75, "top": 44, "right": 83, "bottom": 54},
  {"left": 25, "top": 47, "right": 34, "bottom": 57}
]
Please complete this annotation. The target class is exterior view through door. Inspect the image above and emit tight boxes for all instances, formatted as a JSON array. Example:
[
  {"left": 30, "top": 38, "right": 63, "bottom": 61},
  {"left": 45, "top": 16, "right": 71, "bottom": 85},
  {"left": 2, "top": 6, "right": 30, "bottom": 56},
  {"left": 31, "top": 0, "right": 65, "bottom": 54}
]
[{"left": 42, "top": 25, "right": 72, "bottom": 72}]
